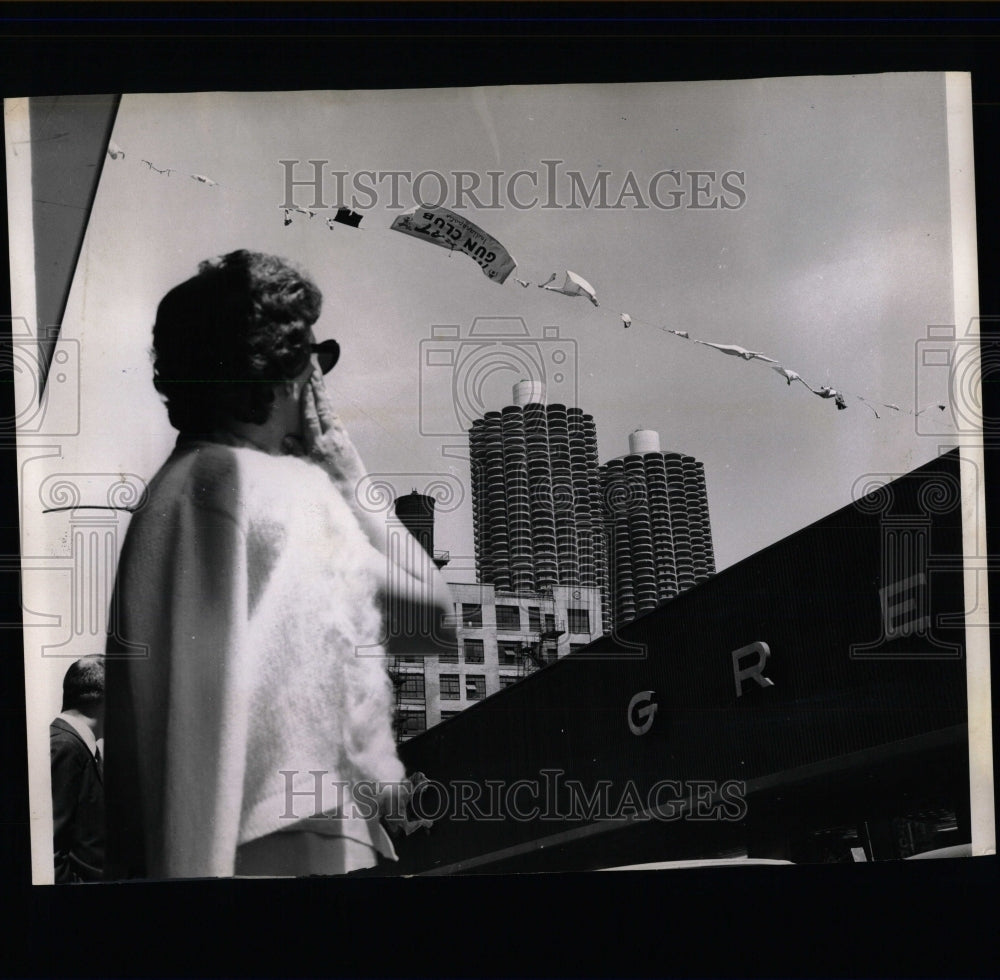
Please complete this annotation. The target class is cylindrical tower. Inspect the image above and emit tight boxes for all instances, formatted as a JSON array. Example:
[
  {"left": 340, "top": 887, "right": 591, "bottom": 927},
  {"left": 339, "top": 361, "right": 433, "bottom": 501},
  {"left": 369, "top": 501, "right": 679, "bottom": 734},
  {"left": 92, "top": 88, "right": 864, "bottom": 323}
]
[
  {"left": 468, "top": 383, "right": 604, "bottom": 596},
  {"left": 600, "top": 430, "right": 715, "bottom": 630}
]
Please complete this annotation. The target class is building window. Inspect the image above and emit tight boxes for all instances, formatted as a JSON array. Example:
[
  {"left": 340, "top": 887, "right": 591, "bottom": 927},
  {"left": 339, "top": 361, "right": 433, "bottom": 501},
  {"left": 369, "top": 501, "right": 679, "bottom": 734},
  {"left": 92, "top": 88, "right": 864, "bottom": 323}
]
[
  {"left": 569, "top": 642, "right": 588, "bottom": 655},
  {"left": 461, "top": 603, "right": 483, "bottom": 628},
  {"left": 528, "top": 606, "right": 541, "bottom": 633},
  {"left": 544, "top": 613, "right": 556, "bottom": 633},
  {"left": 567, "top": 608, "right": 590, "bottom": 633},
  {"left": 465, "top": 675, "right": 486, "bottom": 700},
  {"left": 463, "top": 639, "right": 485, "bottom": 663},
  {"left": 399, "top": 673, "right": 425, "bottom": 701},
  {"left": 499, "top": 675, "right": 518, "bottom": 689},
  {"left": 397, "top": 710, "right": 426, "bottom": 738},
  {"left": 440, "top": 710, "right": 461, "bottom": 721},
  {"left": 495, "top": 605, "right": 521, "bottom": 632},
  {"left": 542, "top": 642, "right": 558, "bottom": 664},
  {"left": 440, "top": 674, "right": 460, "bottom": 700},
  {"left": 497, "top": 642, "right": 521, "bottom": 667},
  {"left": 438, "top": 648, "right": 458, "bottom": 664}
]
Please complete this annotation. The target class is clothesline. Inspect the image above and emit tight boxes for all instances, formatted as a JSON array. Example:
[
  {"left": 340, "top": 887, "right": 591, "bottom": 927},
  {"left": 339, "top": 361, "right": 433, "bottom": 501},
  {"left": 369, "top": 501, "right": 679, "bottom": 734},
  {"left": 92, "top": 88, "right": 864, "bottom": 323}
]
[{"left": 108, "top": 144, "right": 951, "bottom": 425}]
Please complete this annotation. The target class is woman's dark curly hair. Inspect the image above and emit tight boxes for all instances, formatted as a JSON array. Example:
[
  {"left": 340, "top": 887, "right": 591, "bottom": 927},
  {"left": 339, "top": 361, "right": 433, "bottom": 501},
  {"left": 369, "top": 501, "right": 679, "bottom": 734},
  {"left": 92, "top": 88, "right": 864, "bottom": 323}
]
[{"left": 152, "top": 250, "right": 323, "bottom": 434}]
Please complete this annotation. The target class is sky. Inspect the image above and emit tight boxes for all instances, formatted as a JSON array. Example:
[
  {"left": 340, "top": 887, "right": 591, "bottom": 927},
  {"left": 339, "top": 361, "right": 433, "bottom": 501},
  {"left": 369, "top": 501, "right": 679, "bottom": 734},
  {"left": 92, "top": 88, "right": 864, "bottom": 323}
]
[{"left": 44, "top": 72, "right": 960, "bottom": 596}]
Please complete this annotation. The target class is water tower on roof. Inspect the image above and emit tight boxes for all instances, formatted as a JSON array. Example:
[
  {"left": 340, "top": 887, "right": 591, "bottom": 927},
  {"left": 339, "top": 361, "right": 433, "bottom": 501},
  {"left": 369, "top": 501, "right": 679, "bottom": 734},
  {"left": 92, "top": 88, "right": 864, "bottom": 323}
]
[{"left": 394, "top": 490, "right": 450, "bottom": 570}]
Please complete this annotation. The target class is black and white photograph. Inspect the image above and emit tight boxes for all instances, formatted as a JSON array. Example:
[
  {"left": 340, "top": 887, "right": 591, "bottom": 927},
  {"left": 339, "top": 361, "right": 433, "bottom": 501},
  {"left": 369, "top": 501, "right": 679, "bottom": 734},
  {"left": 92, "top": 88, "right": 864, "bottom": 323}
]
[{"left": 5, "top": 67, "right": 994, "bottom": 894}]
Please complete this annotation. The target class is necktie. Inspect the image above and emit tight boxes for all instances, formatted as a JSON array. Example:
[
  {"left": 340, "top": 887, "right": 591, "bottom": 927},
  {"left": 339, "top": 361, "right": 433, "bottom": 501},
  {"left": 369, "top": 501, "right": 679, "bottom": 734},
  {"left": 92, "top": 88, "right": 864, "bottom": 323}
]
[{"left": 94, "top": 746, "right": 103, "bottom": 778}]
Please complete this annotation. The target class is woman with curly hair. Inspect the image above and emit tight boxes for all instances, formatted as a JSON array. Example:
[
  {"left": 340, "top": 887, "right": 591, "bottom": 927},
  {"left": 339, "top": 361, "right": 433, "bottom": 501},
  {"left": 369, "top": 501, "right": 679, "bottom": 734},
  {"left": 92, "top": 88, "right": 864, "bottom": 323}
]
[{"left": 104, "top": 250, "right": 454, "bottom": 879}]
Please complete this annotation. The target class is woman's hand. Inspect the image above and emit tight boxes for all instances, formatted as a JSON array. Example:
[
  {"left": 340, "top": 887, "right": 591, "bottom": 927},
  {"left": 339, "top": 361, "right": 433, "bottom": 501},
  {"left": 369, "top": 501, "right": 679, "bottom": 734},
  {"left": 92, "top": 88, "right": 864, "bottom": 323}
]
[
  {"left": 283, "top": 365, "right": 365, "bottom": 490},
  {"left": 282, "top": 363, "right": 391, "bottom": 552},
  {"left": 304, "top": 366, "right": 366, "bottom": 488},
  {"left": 282, "top": 362, "right": 458, "bottom": 659}
]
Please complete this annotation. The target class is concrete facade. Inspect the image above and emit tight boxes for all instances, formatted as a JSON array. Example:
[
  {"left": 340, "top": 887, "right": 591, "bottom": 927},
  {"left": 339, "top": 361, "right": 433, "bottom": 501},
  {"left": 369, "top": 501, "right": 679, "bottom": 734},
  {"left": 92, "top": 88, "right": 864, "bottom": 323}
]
[{"left": 394, "top": 581, "right": 604, "bottom": 740}]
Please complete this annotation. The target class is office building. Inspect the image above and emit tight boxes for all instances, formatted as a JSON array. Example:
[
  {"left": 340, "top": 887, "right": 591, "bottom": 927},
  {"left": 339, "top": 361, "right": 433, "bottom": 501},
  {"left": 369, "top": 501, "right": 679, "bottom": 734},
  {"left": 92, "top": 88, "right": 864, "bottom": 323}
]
[{"left": 393, "top": 581, "right": 604, "bottom": 740}]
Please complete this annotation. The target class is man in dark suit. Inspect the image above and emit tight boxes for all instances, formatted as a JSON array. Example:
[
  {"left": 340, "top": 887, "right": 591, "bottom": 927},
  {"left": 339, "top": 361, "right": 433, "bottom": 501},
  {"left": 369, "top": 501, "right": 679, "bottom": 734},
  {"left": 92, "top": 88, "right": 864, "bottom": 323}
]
[{"left": 50, "top": 656, "right": 105, "bottom": 883}]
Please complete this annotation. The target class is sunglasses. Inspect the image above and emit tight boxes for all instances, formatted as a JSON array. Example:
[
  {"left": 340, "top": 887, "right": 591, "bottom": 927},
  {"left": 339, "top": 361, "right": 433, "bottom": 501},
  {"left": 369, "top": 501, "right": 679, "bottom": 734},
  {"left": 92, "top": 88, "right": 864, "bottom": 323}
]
[{"left": 310, "top": 339, "right": 341, "bottom": 375}]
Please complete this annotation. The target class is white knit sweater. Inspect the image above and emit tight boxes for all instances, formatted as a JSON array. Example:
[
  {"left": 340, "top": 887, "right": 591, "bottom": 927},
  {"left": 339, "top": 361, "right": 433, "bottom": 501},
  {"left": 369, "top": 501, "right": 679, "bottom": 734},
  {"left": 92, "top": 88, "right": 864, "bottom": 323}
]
[{"left": 105, "top": 437, "right": 405, "bottom": 879}]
